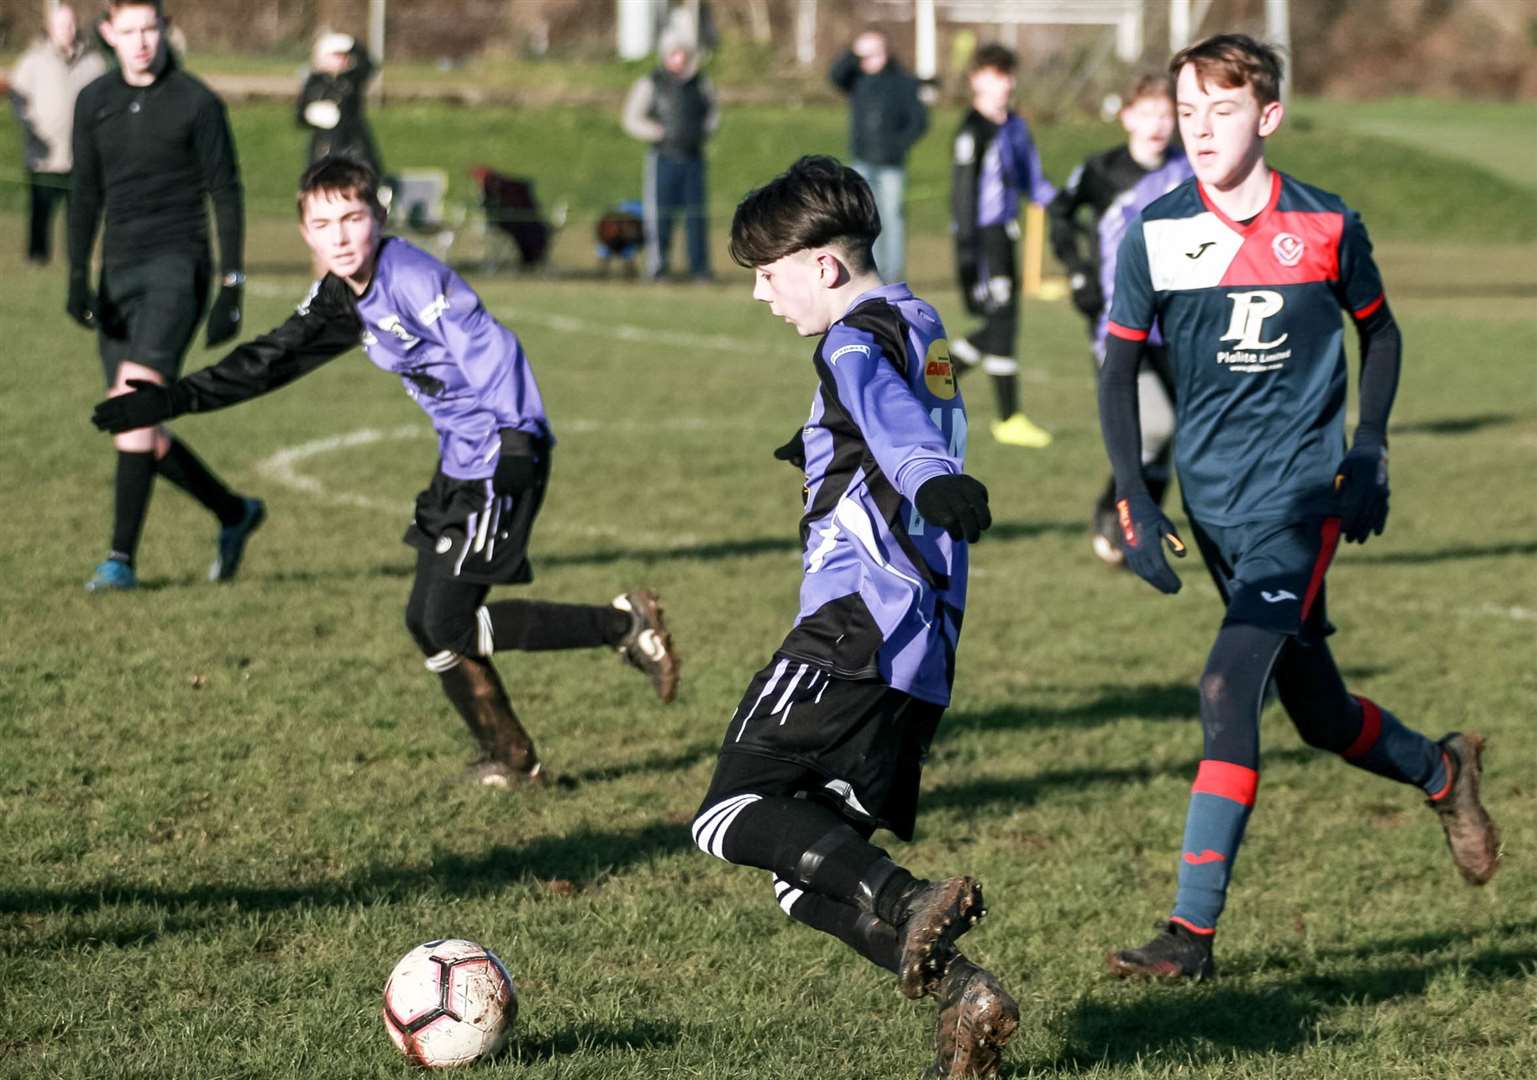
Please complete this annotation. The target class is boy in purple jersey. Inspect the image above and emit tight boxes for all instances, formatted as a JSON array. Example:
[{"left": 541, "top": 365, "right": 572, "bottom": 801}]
[
  {"left": 90, "top": 158, "right": 680, "bottom": 788},
  {"left": 949, "top": 44, "right": 1058, "bottom": 449},
  {"left": 1097, "top": 35, "right": 1499, "bottom": 981},
  {"left": 691, "top": 156, "right": 1016, "bottom": 1077},
  {"left": 1048, "top": 73, "right": 1193, "bottom": 566}
]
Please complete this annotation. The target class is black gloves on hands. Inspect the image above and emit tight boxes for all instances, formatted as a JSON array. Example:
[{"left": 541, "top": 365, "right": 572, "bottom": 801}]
[
  {"left": 1334, "top": 442, "right": 1389, "bottom": 543},
  {"left": 1116, "top": 493, "right": 1186, "bottom": 594},
  {"left": 206, "top": 283, "right": 243, "bottom": 347},
  {"left": 1069, "top": 272, "right": 1104, "bottom": 321},
  {"left": 773, "top": 428, "right": 807, "bottom": 470},
  {"left": 915, "top": 473, "right": 992, "bottom": 543},
  {"left": 67, "top": 268, "right": 98, "bottom": 330},
  {"left": 91, "top": 378, "right": 177, "bottom": 434},
  {"left": 493, "top": 430, "right": 544, "bottom": 496}
]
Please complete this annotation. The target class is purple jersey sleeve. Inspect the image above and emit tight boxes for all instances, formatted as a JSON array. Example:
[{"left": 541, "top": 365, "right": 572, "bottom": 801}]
[
  {"left": 1002, "top": 115, "right": 1057, "bottom": 207},
  {"left": 822, "top": 324, "right": 960, "bottom": 502}
]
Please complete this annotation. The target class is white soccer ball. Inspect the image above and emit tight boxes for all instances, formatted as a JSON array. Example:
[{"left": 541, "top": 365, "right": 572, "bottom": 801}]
[{"left": 382, "top": 939, "right": 518, "bottom": 1068}]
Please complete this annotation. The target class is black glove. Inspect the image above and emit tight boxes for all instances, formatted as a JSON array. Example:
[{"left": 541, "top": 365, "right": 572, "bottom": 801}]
[
  {"left": 1116, "top": 493, "right": 1186, "bottom": 594},
  {"left": 1069, "top": 272, "right": 1104, "bottom": 321},
  {"left": 91, "top": 378, "right": 177, "bottom": 434},
  {"left": 206, "top": 283, "right": 243, "bottom": 347},
  {"left": 492, "top": 430, "right": 542, "bottom": 496},
  {"left": 67, "top": 268, "right": 98, "bottom": 330},
  {"left": 1334, "top": 442, "right": 1389, "bottom": 543},
  {"left": 915, "top": 473, "right": 991, "bottom": 543},
  {"left": 773, "top": 428, "right": 806, "bottom": 470}
]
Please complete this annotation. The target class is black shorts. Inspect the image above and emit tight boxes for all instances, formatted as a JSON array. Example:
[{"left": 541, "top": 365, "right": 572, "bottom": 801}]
[
  {"left": 97, "top": 253, "right": 211, "bottom": 383},
  {"left": 402, "top": 447, "right": 550, "bottom": 587},
  {"left": 700, "top": 654, "right": 945, "bottom": 841},
  {"left": 1189, "top": 514, "right": 1341, "bottom": 643}
]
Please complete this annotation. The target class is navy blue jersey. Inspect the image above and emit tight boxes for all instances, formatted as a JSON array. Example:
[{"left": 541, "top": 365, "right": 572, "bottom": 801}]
[
  {"left": 1107, "top": 172, "right": 1386, "bottom": 525},
  {"left": 779, "top": 284, "right": 968, "bottom": 706}
]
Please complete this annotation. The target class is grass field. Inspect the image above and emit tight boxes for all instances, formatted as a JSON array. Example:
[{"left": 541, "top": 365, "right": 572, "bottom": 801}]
[{"left": 1, "top": 95, "right": 1535, "bottom": 1079}]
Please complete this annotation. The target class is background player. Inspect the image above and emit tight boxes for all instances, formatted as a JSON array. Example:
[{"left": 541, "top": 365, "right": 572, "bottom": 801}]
[
  {"left": 1098, "top": 34, "right": 1499, "bottom": 980},
  {"left": 91, "top": 157, "right": 680, "bottom": 788},
  {"left": 69, "top": 0, "right": 260, "bottom": 591},
  {"left": 693, "top": 155, "right": 1016, "bottom": 1077},
  {"left": 949, "top": 44, "right": 1057, "bottom": 449},
  {"left": 1048, "top": 73, "right": 1193, "bottom": 566}
]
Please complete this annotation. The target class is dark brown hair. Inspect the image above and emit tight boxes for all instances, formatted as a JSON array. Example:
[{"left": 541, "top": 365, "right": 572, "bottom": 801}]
[
  {"left": 107, "top": 0, "right": 164, "bottom": 14},
  {"left": 1169, "top": 33, "right": 1284, "bottom": 106},
  {"left": 728, "top": 155, "right": 879, "bottom": 271},
  {"left": 297, "top": 156, "right": 385, "bottom": 220},
  {"left": 969, "top": 43, "right": 1017, "bottom": 76}
]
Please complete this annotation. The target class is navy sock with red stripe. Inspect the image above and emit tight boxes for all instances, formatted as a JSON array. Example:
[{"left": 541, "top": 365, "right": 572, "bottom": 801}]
[
  {"left": 1170, "top": 760, "right": 1257, "bottom": 934},
  {"left": 1342, "top": 696, "right": 1448, "bottom": 797}
]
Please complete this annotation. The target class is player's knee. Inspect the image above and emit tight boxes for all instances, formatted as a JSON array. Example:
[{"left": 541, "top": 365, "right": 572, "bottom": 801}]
[
  {"left": 1199, "top": 670, "right": 1230, "bottom": 713},
  {"left": 416, "top": 604, "right": 491, "bottom": 659},
  {"left": 771, "top": 874, "right": 803, "bottom": 917},
  {"left": 691, "top": 792, "right": 762, "bottom": 862}
]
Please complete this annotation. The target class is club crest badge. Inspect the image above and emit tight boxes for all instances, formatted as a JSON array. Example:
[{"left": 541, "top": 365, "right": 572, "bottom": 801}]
[
  {"left": 924, "top": 339, "right": 957, "bottom": 399},
  {"left": 1272, "top": 232, "right": 1304, "bottom": 267}
]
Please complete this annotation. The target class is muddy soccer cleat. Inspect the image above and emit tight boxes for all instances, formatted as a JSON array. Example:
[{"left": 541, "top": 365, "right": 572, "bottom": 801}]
[
  {"left": 1428, "top": 732, "right": 1500, "bottom": 885},
  {"left": 613, "top": 591, "right": 680, "bottom": 703},
  {"left": 1106, "top": 919, "right": 1215, "bottom": 980},
  {"left": 896, "top": 877, "right": 988, "bottom": 1000},
  {"left": 465, "top": 757, "right": 550, "bottom": 790},
  {"left": 923, "top": 954, "right": 1020, "bottom": 1078}
]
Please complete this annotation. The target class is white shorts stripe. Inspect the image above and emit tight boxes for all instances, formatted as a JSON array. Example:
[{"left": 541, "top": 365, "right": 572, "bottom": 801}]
[
  {"left": 476, "top": 606, "right": 494, "bottom": 656},
  {"left": 735, "top": 658, "right": 789, "bottom": 742},
  {"left": 771, "top": 663, "right": 808, "bottom": 715}
]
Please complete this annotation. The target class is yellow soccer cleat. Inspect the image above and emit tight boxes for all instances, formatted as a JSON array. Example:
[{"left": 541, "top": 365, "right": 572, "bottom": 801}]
[{"left": 990, "top": 413, "right": 1053, "bottom": 449}]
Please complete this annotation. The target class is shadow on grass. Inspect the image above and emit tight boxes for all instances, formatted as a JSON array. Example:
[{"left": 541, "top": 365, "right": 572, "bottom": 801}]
[
  {"left": 1042, "top": 925, "right": 1537, "bottom": 1072},
  {"left": 1352, "top": 539, "right": 1537, "bottom": 565},
  {"left": 923, "top": 747, "right": 1319, "bottom": 814},
  {"left": 565, "top": 740, "right": 718, "bottom": 785},
  {"left": 1391, "top": 412, "right": 1520, "bottom": 436},
  {"left": 940, "top": 682, "right": 1199, "bottom": 737},
  {"left": 0, "top": 820, "right": 693, "bottom": 952},
  {"left": 507, "top": 1018, "right": 684, "bottom": 1063}
]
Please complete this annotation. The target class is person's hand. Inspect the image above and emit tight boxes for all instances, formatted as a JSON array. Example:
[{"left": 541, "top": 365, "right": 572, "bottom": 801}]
[
  {"left": 91, "top": 379, "right": 175, "bottom": 434},
  {"left": 915, "top": 474, "right": 991, "bottom": 543},
  {"left": 1069, "top": 272, "right": 1104, "bottom": 320},
  {"left": 67, "top": 268, "right": 98, "bottom": 330},
  {"left": 1116, "top": 493, "right": 1186, "bottom": 594},
  {"left": 493, "top": 450, "right": 540, "bottom": 496},
  {"left": 1334, "top": 442, "right": 1389, "bottom": 543},
  {"left": 206, "top": 282, "right": 243, "bottom": 347},
  {"left": 773, "top": 428, "right": 806, "bottom": 470}
]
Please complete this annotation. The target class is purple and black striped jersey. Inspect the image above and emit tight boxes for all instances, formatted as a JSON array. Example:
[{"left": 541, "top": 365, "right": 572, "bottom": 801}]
[
  {"left": 777, "top": 284, "right": 969, "bottom": 706},
  {"left": 1107, "top": 172, "right": 1387, "bottom": 526},
  {"left": 951, "top": 110, "right": 1056, "bottom": 240},
  {"left": 173, "top": 236, "right": 552, "bottom": 481},
  {"left": 1092, "top": 151, "right": 1193, "bottom": 348}
]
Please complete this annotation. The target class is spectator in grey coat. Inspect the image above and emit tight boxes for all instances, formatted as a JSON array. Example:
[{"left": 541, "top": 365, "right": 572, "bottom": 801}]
[
  {"left": 8, "top": 4, "right": 107, "bottom": 264},
  {"left": 828, "top": 30, "right": 927, "bottom": 282}
]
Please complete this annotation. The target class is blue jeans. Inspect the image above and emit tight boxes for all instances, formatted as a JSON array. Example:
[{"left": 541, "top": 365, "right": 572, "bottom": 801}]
[
  {"left": 644, "top": 150, "right": 710, "bottom": 278},
  {"left": 853, "top": 161, "right": 907, "bottom": 282}
]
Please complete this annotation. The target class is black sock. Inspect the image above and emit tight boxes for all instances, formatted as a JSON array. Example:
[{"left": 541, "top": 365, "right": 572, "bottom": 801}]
[
  {"left": 482, "top": 599, "right": 630, "bottom": 651},
  {"left": 110, "top": 450, "right": 157, "bottom": 564},
  {"left": 991, "top": 373, "right": 1019, "bottom": 420},
  {"left": 780, "top": 888, "right": 900, "bottom": 972},
  {"left": 157, "top": 437, "right": 245, "bottom": 526}
]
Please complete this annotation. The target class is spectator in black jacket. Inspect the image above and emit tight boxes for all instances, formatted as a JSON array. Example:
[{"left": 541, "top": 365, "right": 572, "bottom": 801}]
[
  {"left": 828, "top": 30, "right": 927, "bottom": 282},
  {"left": 297, "top": 31, "right": 381, "bottom": 177}
]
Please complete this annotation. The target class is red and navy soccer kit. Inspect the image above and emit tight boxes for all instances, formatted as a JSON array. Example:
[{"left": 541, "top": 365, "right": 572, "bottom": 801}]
[{"left": 1105, "top": 172, "right": 1447, "bottom": 934}]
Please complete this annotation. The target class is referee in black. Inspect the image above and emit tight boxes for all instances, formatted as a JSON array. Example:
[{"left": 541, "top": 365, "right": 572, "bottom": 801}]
[{"left": 69, "top": 0, "right": 263, "bottom": 591}]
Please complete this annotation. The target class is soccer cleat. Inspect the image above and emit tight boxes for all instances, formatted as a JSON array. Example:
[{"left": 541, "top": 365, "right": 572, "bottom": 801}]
[
  {"left": 923, "top": 954, "right": 1020, "bottom": 1078},
  {"left": 208, "top": 497, "right": 266, "bottom": 582},
  {"left": 613, "top": 591, "right": 680, "bottom": 703},
  {"left": 896, "top": 877, "right": 987, "bottom": 1000},
  {"left": 1106, "top": 919, "right": 1215, "bottom": 980},
  {"left": 990, "top": 413, "right": 1053, "bottom": 449},
  {"left": 85, "top": 557, "right": 137, "bottom": 592},
  {"left": 466, "top": 757, "right": 550, "bottom": 790},
  {"left": 1091, "top": 505, "right": 1126, "bottom": 566},
  {"left": 1428, "top": 732, "right": 1500, "bottom": 885}
]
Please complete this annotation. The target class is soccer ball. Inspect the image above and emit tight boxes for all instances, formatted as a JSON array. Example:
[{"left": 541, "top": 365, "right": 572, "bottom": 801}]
[{"left": 382, "top": 939, "right": 518, "bottom": 1068}]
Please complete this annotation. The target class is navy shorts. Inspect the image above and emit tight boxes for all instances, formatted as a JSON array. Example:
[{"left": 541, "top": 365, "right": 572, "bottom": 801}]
[
  {"left": 699, "top": 654, "right": 945, "bottom": 841},
  {"left": 97, "top": 253, "right": 211, "bottom": 383},
  {"left": 1189, "top": 514, "right": 1341, "bottom": 643}
]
